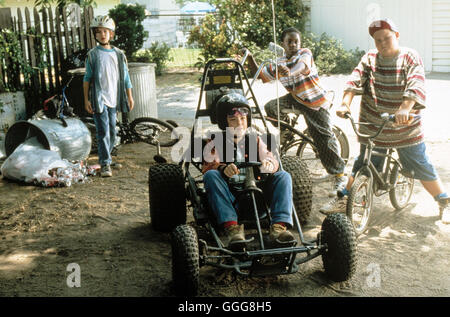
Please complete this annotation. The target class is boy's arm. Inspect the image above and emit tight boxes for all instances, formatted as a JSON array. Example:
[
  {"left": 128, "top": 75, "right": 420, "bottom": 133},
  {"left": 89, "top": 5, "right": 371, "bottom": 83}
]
[
  {"left": 242, "top": 49, "right": 271, "bottom": 83},
  {"left": 83, "top": 81, "right": 93, "bottom": 114},
  {"left": 336, "top": 91, "right": 355, "bottom": 118},
  {"left": 126, "top": 87, "right": 134, "bottom": 111},
  {"left": 83, "top": 56, "right": 93, "bottom": 114}
]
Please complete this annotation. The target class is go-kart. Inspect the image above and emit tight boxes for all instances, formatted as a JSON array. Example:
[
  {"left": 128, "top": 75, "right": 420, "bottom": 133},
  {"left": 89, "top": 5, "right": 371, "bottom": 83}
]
[{"left": 148, "top": 56, "right": 357, "bottom": 296}]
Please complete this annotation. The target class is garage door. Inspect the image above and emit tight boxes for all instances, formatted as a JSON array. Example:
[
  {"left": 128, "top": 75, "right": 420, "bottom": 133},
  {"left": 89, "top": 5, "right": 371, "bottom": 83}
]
[{"left": 433, "top": 0, "right": 450, "bottom": 72}]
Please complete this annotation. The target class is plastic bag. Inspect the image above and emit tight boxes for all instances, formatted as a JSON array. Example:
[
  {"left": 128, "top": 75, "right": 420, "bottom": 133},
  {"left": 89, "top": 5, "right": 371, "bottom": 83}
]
[{"left": 0, "top": 137, "right": 97, "bottom": 187}]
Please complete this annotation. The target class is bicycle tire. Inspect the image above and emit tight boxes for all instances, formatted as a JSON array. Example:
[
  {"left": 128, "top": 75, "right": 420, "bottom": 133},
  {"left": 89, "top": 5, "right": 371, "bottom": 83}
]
[
  {"left": 389, "top": 162, "right": 414, "bottom": 210},
  {"left": 297, "top": 126, "right": 350, "bottom": 181},
  {"left": 346, "top": 174, "right": 373, "bottom": 236},
  {"left": 130, "top": 117, "right": 179, "bottom": 147}
]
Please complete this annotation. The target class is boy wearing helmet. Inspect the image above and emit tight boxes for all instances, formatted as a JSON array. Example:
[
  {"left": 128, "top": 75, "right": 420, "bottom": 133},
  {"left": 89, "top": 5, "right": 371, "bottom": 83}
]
[
  {"left": 83, "top": 15, "right": 134, "bottom": 177},
  {"left": 202, "top": 92, "right": 295, "bottom": 248}
]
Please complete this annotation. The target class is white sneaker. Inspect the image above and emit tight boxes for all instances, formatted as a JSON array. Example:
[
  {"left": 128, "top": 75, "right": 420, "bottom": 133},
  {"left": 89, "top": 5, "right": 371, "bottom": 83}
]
[
  {"left": 440, "top": 204, "right": 450, "bottom": 224},
  {"left": 320, "top": 196, "right": 348, "bottom": 215},
  {"left": 328, "top": 175, "right": 348, "bottom": 197}
]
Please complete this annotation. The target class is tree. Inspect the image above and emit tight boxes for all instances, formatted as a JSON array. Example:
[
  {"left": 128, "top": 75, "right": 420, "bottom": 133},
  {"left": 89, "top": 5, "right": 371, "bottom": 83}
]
[
  {"left": 34, "top": 0, "right": 97, "bottom": 8},
  {"left": 108, "top": 3, "right": 148, "bottom": 59},
  {"left": 211, "top": 0, "right": 309, "bottom": 48}
]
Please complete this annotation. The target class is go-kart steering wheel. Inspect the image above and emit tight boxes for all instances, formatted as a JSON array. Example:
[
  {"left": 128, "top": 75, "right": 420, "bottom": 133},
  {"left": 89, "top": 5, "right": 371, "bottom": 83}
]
[{"left": 234, "top": 162, "right": 262, "bottom": 169}]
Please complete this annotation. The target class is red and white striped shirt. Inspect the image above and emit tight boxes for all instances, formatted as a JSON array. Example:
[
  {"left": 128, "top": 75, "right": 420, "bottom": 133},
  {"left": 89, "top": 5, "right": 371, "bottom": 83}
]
[
  {"left": 260, "top": 48, "right": 329, "bottom": 110},
  {"left": 345, "top": 47, "right": 426, "bottom": 148}
]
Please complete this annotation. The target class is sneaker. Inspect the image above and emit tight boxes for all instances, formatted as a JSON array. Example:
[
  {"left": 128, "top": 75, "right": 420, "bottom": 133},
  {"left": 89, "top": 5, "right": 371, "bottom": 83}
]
[
  {"left": 269, "top": 223, "right": 295, "bottom": 243},
  {"left": 225, "top": 224, "right": 246, "bottom": 247},
  {"left": 101, "top": 164, "right": 112, "bottom": 177},
  {"left": 110, "top": 162, "right": 123, "bottom": 169},
  {"left": 329, "top": 175, "right": 348, "bottom": 197},
  {"left": 438, "top": 199, "right": 450, "bottom": 224},
  {"left": 319, "top": 196, "right": 348, "bottom": 215}
]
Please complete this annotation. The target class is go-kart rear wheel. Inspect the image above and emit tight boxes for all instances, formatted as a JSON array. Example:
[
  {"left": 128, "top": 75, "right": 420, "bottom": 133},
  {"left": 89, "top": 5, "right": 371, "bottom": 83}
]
[
  {"left": 171, "top": 224, "right": 199, "bottom": 297},
  {"left": 148, "top": 163, "right": 186, "bottom": 232},
  {"left": 281, "top": 156, "right": 313, "bottom": 225},
  {"left": 321, "top": 213, "right": 357, "bottom": 282}
]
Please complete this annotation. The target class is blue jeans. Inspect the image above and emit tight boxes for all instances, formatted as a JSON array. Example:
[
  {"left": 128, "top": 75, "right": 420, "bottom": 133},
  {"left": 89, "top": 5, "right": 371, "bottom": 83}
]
[
  {"left": 352, "top": 142, "right": 438, "bottom": 181},
  {"left": 203, "top": 169, "right": 293, "bottom": 227},
  {"left": 93, "top": 106, "right": 117, "bottom": 166}
]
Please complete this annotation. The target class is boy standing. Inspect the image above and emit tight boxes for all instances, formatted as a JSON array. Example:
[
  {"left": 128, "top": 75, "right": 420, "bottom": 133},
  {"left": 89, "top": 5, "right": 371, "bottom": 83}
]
[
  {"left": 83, "top": 15, "right": 134, "bottom": 177},
  {"left": 320, "top": 18, "right": 449, "bottom": 224},
  {"left": 244, "top": 27, "right": 347, "bottom": 197}
]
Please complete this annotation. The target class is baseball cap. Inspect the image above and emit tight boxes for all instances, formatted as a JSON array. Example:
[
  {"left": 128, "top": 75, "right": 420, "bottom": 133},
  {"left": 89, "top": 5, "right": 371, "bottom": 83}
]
[{"left": 369, "top": 18, "right": 399, "bottom": 37}]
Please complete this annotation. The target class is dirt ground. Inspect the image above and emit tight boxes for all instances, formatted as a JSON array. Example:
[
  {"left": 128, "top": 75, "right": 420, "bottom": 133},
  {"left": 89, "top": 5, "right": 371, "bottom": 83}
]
[{"left": 0, "top": 71, "right": 449, "bottom": 298}]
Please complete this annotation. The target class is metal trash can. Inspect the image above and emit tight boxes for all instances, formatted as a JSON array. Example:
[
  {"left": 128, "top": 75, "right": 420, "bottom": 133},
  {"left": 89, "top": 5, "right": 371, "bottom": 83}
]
[
  {"left": 66, "top": 68, "right": 90, "bottom": 118},
  {"left": 127, "top": 62, "right": 157, "bottom": 121},
  {"left": 5, "top": 118, "right": 92, "bottom": 161}
]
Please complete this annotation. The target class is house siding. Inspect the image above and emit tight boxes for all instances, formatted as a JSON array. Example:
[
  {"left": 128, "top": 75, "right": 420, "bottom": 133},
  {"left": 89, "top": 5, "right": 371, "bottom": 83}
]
[
  {"left": 432, "top": 0, "right": 450, "bottom": 72},
  {"left": 309, "top": 0, "right": 436, "bottom": 72}
]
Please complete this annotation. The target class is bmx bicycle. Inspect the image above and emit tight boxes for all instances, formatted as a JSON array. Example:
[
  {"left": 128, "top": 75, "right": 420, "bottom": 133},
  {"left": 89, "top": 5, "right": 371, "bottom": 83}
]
[
  {"left": 241, "top": 47, "right": 350, "bottom": 182},
  {"left": 56, "top": 69, "right": 179, "bottom": 161},
  {"left": 343, "top": 112, "right": 415, "bottom": 236}
]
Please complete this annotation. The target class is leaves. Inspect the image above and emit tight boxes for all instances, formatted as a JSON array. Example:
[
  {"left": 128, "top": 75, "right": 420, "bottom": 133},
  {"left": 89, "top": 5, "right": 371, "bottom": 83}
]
[{"left": 108, "top": 3, "right": 149, "bottom": 59}]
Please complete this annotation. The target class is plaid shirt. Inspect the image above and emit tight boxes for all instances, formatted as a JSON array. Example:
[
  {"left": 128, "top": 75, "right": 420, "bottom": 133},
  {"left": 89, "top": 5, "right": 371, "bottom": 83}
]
[{"left": 260, "top": 48, "right": 329, "bottom": 109}]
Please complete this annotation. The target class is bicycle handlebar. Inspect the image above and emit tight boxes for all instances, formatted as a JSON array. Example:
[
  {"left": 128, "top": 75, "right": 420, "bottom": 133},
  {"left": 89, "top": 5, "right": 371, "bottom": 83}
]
[{"left": 344, "top": 112, "right": 418, "bottom": 140}]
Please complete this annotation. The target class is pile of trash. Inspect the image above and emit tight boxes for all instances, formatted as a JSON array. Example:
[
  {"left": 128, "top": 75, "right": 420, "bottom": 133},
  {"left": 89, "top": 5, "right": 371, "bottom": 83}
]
[{"left": 1, "top": 137, "right": 98, "bottom": 188}]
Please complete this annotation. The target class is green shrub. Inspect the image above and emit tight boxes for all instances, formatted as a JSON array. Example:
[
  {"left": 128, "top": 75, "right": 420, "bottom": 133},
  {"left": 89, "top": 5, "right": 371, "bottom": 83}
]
[
  {"left": 132, "top": 42, "right": 173, "bottom": 75},
  {"left": 303, "top": 32, "right": 365, "bottom": 75},
  {"left": 109, "top": 3, "right": 148, "bottom": 59},
  {"left": 187, "top": 14, "right": 235, "bottom": 68}
]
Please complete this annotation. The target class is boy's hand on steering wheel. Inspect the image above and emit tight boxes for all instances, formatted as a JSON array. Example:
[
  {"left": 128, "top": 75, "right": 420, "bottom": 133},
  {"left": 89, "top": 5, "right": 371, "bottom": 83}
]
[
  {"left": 260, "top": 159, "right": 276, "bottom": 173},
  {"left": 336, "top": 104, "right": 351, "bottom": 118},
  {"left": 224, "top": 163, "right": 239, "bottom": 178}
]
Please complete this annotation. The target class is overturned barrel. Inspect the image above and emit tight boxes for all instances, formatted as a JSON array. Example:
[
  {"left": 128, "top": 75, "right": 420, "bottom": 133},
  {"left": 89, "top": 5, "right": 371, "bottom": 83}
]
[{"left": 5, "top": 118, "right": 91, "bottom": 161}]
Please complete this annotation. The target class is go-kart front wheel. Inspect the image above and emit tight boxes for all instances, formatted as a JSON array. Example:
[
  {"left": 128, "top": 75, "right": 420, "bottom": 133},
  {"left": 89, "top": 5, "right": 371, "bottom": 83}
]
[
  {"left": 321, "top": 213, "right": 357, "bottom": 282},
  {"left": 171, "top": 224, "right": 200, "bottom": 297},
  {"left": 281, "top": 156, "right": 313, "bottom": 225},
  {"left": 148, "top": 163, "right": 186, "bottom": 232}
]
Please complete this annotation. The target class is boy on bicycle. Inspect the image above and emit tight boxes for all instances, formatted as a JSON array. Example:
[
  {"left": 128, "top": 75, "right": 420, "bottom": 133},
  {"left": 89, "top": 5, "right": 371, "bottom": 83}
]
[
  {"left": 83, "top": 15, "right": 134, "bottom": 177},
  {"left": 320, "top": 18, "right": 449, "bottom": 224},
  {"left": 244, "top": 27, "right": 347, "bottom": 197}
]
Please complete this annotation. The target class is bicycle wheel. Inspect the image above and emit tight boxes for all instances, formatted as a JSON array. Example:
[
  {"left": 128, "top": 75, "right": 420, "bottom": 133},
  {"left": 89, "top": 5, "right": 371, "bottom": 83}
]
[
  {"left": 346, "top": 174, "right": 373, "bottom": 236},
  {"left": 130, "top": 117, "right": 178, "bottom": 147},
  {"left": 389, "top": 162, "right": 414, "bottom": 210},
  {"left": 297, "top": 126, "right": 350, "bottom": 181}
]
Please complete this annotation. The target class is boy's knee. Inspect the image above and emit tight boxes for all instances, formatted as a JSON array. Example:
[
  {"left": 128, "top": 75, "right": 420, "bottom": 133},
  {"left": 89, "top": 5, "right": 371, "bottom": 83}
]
[
  {"left": 274, "top": 170, "right": 292, "bottom": 186},
  {"left": 203, "top": 169, "right": 222, "bottom": 185}
]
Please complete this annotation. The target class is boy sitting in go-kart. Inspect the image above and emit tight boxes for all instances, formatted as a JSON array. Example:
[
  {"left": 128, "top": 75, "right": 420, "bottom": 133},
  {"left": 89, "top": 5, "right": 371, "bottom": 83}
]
[{"left": 202, "top": 92, "right": 295, "bottom": 248}]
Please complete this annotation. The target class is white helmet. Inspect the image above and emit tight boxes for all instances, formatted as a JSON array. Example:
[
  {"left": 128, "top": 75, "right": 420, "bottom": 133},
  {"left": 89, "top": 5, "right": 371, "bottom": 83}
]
[{"left": 90, "top": 15, "right": 115, "bottom": 32}]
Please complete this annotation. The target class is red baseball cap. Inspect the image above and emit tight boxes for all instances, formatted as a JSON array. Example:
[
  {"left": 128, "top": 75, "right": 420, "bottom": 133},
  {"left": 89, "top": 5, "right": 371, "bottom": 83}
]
[{"left": 369, "top": 18, "right": 399, "bottom": 37}]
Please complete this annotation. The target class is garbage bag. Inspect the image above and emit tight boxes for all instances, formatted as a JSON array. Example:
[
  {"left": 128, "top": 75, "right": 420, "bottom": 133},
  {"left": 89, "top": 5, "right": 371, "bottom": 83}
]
[{"left": 1, "top": 137, "right": 68, "bottom": 182}]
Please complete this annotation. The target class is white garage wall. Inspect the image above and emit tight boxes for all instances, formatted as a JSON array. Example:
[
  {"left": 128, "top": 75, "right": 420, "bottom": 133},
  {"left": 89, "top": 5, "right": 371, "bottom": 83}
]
[
  {"left": 310, "top": 0, "right": 433, "bottom": 72},
  {"left": 433, "top": 0, "right": 450, "bottom": 72}
]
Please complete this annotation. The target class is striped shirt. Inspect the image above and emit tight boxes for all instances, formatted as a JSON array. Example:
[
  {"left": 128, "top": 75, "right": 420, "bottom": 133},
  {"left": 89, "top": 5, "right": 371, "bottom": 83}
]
[
  {"left": 345, "top": 47, "right": 426, "bottom": 148},
  {"left": 260, "top": 48, "right": 329, "bottom": 109}
]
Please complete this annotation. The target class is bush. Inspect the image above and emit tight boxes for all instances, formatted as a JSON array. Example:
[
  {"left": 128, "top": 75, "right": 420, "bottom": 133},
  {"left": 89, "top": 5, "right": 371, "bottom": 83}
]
[
  {"left": 132, "top": 42, "right": 173, "bottom": 75},
  {"left": 187, "top": 14, "right": 235, "bottom": 68},
  {"left": 108, "top": 3, "right": 148, "bottom": 59},
  {"left": 303, "top": 32, "right": 365, "bottom": 75}
]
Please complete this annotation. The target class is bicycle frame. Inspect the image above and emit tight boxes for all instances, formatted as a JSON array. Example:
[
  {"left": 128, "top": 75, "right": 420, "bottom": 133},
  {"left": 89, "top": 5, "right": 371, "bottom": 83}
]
[{"left": 346, "top": 113, "right": 405, "bottom": 196}]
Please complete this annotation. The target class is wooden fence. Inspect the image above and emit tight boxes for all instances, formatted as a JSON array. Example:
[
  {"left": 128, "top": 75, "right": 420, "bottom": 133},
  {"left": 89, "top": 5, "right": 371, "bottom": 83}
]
[{"left": 0, "top": 5, "right": 95, "bottom": 115}]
